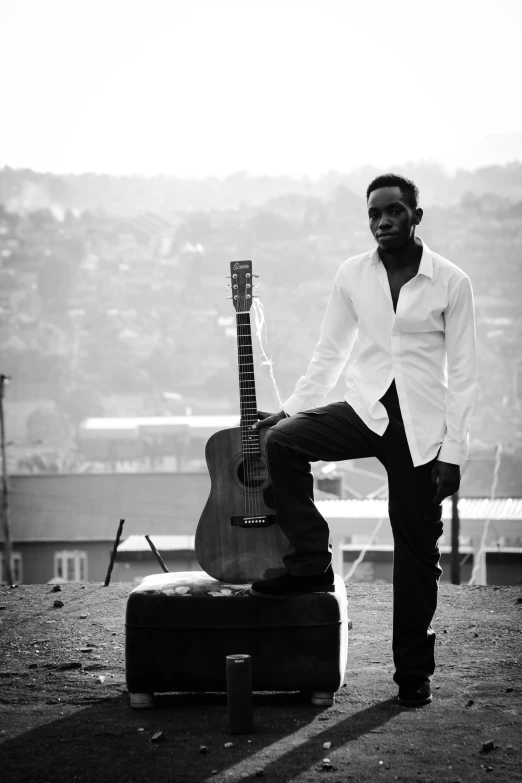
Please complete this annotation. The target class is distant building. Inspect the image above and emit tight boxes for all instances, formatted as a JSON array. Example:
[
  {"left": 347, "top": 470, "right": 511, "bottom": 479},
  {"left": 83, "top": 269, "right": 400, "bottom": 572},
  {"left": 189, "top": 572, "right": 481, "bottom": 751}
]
[
  {"left": 77, "top": 415, "right": 239, "bottom": 470},
  {"left": 2, "top": 473, "right": 521, "bottom": 586}
]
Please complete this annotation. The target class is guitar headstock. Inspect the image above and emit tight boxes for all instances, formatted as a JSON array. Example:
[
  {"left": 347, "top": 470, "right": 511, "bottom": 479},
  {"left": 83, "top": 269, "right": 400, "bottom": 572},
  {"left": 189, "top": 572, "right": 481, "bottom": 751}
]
[{"left": 228, "top": 260, "right": 256, "bottom": 312}]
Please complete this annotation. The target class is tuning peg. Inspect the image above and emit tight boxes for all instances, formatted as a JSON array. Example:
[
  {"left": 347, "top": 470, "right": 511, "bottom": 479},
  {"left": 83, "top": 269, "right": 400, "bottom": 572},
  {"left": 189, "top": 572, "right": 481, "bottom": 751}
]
[
  {"left": 253, "top": 274, "right": 259, "bottom": 278},
  {"left": 225, "top": 275, "right": 231, "bottom": 278}
]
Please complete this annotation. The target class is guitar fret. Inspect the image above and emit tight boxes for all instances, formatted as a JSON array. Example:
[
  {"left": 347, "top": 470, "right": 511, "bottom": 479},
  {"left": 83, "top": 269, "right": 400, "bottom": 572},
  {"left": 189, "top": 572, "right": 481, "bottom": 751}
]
[{"left": 235, "top": 306, "right": 258, "bottom": 447}]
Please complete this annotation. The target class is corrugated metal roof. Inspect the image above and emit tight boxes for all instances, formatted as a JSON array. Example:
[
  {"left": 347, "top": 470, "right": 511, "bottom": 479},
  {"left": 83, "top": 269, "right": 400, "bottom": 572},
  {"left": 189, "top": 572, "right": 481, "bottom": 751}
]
[
  {"left": 118, "top": 534, "right": 195, "bottom": 552},
  {"left": 316, "top": 497, "right": 522, "bottom": 520}
]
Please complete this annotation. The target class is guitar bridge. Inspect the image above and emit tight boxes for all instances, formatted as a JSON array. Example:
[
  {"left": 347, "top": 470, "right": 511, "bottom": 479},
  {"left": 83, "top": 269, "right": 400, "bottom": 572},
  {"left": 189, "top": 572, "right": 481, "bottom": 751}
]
[{"left": 231, "top": 515, "right": 276, "bottom": 528}]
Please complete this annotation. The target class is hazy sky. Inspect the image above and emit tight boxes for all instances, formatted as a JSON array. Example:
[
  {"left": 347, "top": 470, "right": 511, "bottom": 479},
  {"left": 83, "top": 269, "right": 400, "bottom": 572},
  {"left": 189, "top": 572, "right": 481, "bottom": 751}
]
[{"left": 2, "top": 0, "right": 521, "bottom": 178}]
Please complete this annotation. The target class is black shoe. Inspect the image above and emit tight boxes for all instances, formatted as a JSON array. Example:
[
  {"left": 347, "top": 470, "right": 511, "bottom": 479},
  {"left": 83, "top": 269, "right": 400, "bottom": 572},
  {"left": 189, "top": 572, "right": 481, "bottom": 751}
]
[
  {"left": 397, "top": 677, "right": 432, "bottom": 707},
  {"left": 249, "top": 567, "right": 335, "bottom": 600}
]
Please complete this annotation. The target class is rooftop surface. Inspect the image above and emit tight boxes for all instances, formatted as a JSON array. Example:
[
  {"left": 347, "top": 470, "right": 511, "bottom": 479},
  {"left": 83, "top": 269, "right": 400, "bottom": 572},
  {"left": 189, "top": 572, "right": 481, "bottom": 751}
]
[{"left": 0, "top": 581, "right": 520, "bottom": 782}]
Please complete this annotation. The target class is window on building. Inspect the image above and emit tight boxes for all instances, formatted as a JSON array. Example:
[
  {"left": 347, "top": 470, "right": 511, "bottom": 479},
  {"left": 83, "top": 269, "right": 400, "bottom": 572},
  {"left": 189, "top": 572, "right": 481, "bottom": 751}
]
[
  {"left": 0, "top": 553, "right": 23, "bottom": 584},
  {"left": 54, "top": 551, "right": 88, "bottom": 582}
]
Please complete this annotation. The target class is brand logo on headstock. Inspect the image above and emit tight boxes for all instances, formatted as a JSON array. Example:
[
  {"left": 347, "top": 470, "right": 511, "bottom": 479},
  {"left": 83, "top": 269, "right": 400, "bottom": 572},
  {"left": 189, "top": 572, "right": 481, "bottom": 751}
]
[{"left": 233, "top": 263, "right": 249, "bottom": 270}]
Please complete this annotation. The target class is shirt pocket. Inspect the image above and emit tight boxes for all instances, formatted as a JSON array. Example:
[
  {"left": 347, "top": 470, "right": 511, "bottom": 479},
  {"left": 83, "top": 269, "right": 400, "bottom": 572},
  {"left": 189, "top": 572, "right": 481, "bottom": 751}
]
[{"left": 395, "top": 286, "right": 447, "bottom": 333}]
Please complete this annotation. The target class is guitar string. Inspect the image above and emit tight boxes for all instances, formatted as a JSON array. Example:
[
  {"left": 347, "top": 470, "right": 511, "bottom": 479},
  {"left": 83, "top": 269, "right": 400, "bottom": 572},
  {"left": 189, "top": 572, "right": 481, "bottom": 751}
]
[
  {"left": 239, "top": 307, "right": 250, "bottom": 520},
  {"left": 238, "top": 298, "right": 256, "bottom": 521},
  {"left": 244, "top": 306, "right": 256, "bottom": 520},
  {"left": 237, "top": 272, "right": 271, "bottom": 525},
  {"left": 244, "top": 283, "right": 262, "bottom": 521},
  {"left": 246, "top": 304, "right": 259, "bottom": 520},
  {"left": 246, "top": 301, "right": 261, "bottom": 521}
]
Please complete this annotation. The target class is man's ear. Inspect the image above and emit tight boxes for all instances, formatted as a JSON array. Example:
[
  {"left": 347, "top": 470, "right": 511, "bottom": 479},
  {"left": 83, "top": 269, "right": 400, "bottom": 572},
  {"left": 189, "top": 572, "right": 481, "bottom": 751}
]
[{"left": 414, "top": 208, "right": 424, "bottom": 225}]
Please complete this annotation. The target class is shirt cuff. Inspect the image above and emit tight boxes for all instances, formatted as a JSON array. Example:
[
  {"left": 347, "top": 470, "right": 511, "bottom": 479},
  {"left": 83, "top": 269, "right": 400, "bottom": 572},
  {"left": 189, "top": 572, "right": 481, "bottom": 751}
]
[
  {"left": 281, "top": 394, "right": 317, "bottom": 417},
  {"left": 438, "top": 437, "right": 468, "bottom": 467}
]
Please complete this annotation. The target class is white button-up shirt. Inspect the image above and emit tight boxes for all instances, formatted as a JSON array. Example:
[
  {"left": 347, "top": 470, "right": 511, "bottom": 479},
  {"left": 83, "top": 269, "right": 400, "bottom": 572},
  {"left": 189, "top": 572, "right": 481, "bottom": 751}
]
[{"left": 283, "top": 238, "right": 477, "bottom": 467}]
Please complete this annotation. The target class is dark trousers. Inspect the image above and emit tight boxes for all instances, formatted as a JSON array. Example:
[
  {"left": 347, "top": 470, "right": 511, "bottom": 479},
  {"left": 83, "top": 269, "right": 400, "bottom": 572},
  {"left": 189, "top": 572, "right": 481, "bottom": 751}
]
[{"left": 264, "top": 384, "right": 443, "bottom": 683}]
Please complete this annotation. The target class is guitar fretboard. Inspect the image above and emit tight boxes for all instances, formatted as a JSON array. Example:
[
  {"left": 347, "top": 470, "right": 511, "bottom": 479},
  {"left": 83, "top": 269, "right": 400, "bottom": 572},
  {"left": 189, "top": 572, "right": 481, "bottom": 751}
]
[{"left": 236, "top": 312, "right": 260, "bottom": 453}]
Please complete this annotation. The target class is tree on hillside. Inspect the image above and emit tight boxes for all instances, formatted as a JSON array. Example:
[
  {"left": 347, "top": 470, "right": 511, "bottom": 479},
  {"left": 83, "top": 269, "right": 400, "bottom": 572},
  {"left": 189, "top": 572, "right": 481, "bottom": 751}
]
[
  {"left": 37, "top": 253, "right": 77, "bottom": 313},
  {"left": 250, "top": 211, "right": 298, "bottom": 242}
]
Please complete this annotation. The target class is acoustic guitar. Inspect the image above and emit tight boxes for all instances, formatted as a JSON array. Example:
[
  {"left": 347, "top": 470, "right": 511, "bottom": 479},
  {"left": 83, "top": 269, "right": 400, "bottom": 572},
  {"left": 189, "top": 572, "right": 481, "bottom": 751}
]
[{"left": 195, "top": 260, "right": 290, "bottom": 583}]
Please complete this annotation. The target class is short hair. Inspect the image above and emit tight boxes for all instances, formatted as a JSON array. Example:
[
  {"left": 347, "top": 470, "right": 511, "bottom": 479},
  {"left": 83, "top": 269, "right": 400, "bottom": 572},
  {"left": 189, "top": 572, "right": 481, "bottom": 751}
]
[{"left": 366, "top": 173, "right": 419, "bottom": 210}]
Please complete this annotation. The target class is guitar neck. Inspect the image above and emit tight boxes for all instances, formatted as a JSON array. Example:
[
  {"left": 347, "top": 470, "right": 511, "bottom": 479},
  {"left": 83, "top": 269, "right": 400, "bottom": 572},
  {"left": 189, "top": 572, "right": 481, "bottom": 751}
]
[{"left": 236, "top": 311, "right": 260, "bottom": 452}]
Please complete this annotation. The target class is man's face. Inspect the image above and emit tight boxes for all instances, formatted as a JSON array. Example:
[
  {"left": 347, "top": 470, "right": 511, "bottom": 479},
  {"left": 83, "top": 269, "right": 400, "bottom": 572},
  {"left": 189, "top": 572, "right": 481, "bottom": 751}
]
[{"left": 367, "top": 186, "right": 420, "bottom": 252}]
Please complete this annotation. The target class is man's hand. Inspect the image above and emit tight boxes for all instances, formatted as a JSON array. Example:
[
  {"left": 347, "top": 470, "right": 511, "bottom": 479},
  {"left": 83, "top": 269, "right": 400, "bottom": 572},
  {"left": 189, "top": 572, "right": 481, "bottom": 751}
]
[
  {"left": 431, "top": 459, "right": 460, "bottom": 505},
  {"left": 251, "top": 409, "right": 288, "bottom": 431}
]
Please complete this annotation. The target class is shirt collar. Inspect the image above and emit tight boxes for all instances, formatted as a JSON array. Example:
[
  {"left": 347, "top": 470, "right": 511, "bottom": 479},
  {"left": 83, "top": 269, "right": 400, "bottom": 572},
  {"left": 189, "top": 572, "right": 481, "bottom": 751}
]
[{"left": 370, "top": 236, "right": 434, "bottom": 279}]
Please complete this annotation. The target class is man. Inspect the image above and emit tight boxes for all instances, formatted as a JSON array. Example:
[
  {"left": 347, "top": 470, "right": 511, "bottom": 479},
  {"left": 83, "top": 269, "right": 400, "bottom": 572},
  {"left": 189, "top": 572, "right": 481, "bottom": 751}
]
[{"left": 249, "top": 173, "right": 477, "bottom": 707}]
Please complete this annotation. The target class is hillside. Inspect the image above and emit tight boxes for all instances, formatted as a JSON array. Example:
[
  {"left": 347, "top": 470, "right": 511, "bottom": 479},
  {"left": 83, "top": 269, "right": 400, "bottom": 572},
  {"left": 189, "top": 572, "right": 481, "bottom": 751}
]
[
  {"left": 3, "top": 162, "right": 522, "bottom": 216},
  {"left": 1, "top": 166, "right": 522, "bottom": 474}
]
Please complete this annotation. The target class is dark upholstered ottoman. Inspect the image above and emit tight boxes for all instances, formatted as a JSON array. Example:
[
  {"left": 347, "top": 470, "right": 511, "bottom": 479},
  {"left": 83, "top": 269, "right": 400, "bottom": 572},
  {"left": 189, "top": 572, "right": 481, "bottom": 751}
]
[{"left": 125, "top": 571, "right": 348, "bottom": 709}]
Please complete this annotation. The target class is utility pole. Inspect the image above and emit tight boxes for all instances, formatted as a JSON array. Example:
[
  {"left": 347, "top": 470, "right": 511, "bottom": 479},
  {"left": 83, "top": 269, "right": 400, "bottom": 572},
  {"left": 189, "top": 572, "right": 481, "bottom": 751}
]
[
  {"left": 0, "top": 374, "right": 14, "bottom": 585},
  {"left": 450, "top": 490, "right": 460, "bottom": 585}
]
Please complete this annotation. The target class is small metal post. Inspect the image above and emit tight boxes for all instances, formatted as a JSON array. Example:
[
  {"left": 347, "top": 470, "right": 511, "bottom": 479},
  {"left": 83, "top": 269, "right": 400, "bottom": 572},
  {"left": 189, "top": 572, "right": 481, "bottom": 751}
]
[
  {"left": 145, "top": 535, "right": 169, "bottom": 573},
  {"left": 104, "top": 518, "right": 125, "bottom": 586},
  {"left": 450, "top": 491, "right": 460, "bottom": 585},
  {"left": 0, "top": 375, "right": 13, "bottom": 585}
]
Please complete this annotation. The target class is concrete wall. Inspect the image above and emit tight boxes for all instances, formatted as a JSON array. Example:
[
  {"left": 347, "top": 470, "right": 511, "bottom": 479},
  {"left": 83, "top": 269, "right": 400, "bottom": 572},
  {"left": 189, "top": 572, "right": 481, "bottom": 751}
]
[
  {"left": 11, "top": 542, "right": 203, "bottom": 585},
  {"left": 8, "top": 472, "right": 211, "bottom": 540},
  {"left": 342, "top": 550, "right": 475, "bottom": 585},
  {"left": 12, "top": 541, "right": 112, "bottom": 584}
]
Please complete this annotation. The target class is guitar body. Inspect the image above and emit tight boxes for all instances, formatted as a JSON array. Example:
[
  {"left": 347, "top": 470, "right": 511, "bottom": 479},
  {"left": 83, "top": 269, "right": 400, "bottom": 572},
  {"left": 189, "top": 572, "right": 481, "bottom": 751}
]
[{"left": 195, "top": 425, "right": 289, "bottom": 582}]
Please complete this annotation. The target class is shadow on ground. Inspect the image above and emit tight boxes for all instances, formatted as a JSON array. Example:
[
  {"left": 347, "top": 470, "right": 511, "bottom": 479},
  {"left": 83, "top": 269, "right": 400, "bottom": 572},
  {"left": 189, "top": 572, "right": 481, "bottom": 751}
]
[{"left": 1, "top": 691, "right": 403, "bottom": 783}]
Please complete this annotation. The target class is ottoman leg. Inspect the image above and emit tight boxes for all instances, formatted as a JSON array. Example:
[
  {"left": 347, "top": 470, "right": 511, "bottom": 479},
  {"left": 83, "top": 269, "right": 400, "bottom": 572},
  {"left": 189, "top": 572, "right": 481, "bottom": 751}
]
[
  {"left": 310, "top": 690, "right": 335, "bottom": 707},
  {"left": 130, "top": 692, "right": 155, "bottom": 709}
]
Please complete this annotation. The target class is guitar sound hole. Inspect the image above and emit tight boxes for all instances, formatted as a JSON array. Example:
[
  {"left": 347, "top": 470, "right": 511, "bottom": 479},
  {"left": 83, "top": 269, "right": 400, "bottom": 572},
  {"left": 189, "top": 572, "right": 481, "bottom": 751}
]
[{"left": 232, "top": 454, "right": 270, "bottom": 492}]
